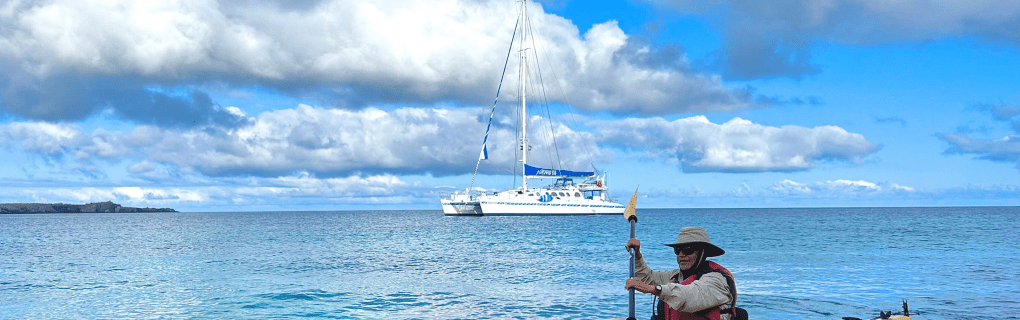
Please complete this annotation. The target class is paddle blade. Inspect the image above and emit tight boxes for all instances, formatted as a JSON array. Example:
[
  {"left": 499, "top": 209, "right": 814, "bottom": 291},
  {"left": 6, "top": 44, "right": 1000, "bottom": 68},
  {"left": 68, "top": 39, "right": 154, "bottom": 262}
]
[{"left": 623, "top": 187, "right": 638, "bottom": 222}]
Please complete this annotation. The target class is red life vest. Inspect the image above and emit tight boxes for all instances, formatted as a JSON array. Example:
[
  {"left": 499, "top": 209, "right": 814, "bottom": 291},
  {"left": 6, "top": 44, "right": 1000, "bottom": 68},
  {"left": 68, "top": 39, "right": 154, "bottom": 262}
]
[{"left": 659, "top": 261, "right": 737, "bottom": 320}]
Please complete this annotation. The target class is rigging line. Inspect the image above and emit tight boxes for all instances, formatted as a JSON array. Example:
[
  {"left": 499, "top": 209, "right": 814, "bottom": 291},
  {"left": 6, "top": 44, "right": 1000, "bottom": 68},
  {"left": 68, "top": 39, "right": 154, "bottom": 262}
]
[
  {"left": 472, "top": 7, "right": 522, "bottom": 193},
  {"left": 535, "top": 59, "right": 563, "bottom": 171},
  {"left": 526, "top": 7, "right": 600, "bottom": 175},
  {"left": 525, "top": 8, "right": 565, "bottom": 172},
  {"left": 512, "top": 1, "right": 527, "bottom": 190}
]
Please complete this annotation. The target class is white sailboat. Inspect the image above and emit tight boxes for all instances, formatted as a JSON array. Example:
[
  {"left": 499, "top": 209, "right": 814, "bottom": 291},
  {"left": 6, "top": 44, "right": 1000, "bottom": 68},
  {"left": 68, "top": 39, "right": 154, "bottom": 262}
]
[{"left": 441, "top": 0, "right": 624, "bottom": 216}]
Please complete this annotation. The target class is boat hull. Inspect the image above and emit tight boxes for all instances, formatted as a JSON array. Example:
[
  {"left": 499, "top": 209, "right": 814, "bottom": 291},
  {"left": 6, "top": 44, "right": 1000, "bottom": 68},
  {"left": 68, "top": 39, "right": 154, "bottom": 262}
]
[
  {"left": 478, "top": 200, "right": 624, "bottom": 215},
  {"left": 441, "top": 200, "right": 482, "bottom": 216},
  {"left": 475, "top": 196, "right": 624, "bottom": 216}
]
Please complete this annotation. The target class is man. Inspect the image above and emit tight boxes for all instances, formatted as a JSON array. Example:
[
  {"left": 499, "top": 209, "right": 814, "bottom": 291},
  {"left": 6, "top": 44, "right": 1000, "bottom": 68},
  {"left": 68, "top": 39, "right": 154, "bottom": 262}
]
[{"left": 625, "top": 227, "right": 744, "bottom": 320}]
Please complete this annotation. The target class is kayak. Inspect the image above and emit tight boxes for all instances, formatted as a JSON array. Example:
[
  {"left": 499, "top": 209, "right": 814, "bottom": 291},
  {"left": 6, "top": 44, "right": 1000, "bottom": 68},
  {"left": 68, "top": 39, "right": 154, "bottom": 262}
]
[
  {"left": 843, "top": 300, "right": 914, "bottom": 320},
  {"left": 611, "top": 301, "right": 914, "bottom": 320}
]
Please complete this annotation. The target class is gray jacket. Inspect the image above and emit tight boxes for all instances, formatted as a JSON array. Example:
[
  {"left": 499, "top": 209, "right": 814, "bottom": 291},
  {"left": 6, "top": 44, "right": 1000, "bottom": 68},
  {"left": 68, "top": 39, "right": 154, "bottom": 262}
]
[{"left": 634, "top": 257, "right": 733, "bottom": 320}]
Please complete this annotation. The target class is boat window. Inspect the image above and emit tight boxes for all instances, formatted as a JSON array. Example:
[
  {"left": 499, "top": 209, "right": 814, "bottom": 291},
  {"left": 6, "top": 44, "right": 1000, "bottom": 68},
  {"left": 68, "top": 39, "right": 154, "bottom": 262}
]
[{"left": 575, "top": 192, "right": 581, "bottom": 197}]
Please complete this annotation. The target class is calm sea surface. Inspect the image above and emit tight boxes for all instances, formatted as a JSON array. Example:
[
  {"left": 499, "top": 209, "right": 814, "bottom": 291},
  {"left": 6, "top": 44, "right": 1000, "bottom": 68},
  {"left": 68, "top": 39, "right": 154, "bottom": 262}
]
[{"left": 1, "top": 207, "right": 1017, "bottom": 319}]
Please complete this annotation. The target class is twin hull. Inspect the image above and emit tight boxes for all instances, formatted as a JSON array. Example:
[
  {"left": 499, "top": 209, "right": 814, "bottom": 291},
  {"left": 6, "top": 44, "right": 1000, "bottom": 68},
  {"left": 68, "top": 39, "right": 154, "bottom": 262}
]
[
  {"left": 442, "top": 187, "right": 625, "bottom": 216},
  {"left": 478, "top": 200, "right": 625, "bottom": 215}
]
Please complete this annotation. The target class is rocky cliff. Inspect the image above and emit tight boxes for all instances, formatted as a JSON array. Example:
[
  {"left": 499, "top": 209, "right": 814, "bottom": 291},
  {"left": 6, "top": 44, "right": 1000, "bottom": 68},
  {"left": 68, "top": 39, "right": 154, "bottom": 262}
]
[{"left": 0, "top": 201, "right": 176, "bottom": 214}]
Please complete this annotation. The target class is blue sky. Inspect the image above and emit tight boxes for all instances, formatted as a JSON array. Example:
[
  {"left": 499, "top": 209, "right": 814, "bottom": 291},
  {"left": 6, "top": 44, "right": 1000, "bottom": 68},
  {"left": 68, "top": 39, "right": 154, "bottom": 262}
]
[{"left": 1, "top": 0, "right": 1018, "bottom": 211}]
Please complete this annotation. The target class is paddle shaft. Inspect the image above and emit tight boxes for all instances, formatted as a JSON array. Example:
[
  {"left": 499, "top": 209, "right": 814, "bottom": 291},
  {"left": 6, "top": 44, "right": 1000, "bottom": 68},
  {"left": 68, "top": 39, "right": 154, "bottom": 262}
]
[
  {"left": 628, "top": 218, "right": 636, "bottom": 320},
  {"left": 622, "top": 187, "right": 639, "bottom": 320}
]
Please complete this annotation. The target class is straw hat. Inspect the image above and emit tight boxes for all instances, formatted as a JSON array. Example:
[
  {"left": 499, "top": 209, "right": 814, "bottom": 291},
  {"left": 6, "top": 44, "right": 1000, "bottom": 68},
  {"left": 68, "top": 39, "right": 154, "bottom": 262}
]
[{"left": 664, "top": 227, "right": 725, "bottom": 257}]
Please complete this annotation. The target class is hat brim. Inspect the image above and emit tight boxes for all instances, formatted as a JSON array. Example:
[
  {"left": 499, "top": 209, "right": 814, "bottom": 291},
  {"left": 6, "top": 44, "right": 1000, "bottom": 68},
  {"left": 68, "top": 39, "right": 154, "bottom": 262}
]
[{"left": 665, "top": 242, "right": 725, "bottom": 257}]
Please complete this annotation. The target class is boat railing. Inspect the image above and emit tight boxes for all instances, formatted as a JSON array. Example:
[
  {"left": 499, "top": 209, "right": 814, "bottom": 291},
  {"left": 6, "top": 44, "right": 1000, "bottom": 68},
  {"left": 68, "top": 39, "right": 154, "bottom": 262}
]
[{"left": 440, "top": 189, "right": 488, "bottom": 199}]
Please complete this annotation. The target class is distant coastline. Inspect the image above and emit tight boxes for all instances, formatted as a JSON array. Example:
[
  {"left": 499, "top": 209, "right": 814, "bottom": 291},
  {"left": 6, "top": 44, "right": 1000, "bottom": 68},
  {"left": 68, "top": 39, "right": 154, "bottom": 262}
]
[{"left": 0, "top": 201, "right": 176, "bottom": 214}]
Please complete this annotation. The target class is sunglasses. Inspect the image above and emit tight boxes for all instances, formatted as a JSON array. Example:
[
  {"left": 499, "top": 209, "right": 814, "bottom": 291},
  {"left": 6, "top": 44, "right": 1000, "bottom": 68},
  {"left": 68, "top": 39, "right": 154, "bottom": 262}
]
[{"left": 673, "top": 246, "right": 698, "bottom": 256}]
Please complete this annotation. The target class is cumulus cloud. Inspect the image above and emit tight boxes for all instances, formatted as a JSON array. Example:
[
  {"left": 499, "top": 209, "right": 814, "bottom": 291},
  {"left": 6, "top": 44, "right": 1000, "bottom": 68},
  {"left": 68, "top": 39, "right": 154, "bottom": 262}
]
[
  {"left": 593, "top": 115, "right": 879, "bottom": 173},
  {"left": 0, "top": 0, "right": 758, "bottom": 121},
  {"left": 0, "top": 104, "right": 607, "bottom": 178},
  {"left": 645, "top": 0, "right": 1020, "bottom": 79},
  {"left": 145, "top": 104, "right": 608, "bottom": 177},
  {"left": 0, "top": 121, "right": 87, "bottom": 156},
  {"left": 2, "top": 104, "right": 878, "bottom": 184}
]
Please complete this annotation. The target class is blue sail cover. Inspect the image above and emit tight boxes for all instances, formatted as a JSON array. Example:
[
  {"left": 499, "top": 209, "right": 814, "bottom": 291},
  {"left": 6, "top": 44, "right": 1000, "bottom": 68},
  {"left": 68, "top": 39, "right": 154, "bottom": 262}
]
[{"left": 525, "top": 164, "right": 594, "bottom": 177}]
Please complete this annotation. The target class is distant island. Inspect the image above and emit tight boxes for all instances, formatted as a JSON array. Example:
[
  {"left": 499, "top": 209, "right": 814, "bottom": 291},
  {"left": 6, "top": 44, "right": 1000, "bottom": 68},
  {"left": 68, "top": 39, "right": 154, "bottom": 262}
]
[{"left": 0, "top": 201, "right": 176, "bottom": 214}]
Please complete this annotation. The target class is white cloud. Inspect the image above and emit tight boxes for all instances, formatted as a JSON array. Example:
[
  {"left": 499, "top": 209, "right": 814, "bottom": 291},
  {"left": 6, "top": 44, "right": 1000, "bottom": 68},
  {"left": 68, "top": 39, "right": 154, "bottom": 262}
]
[
  {"left": 889, "top": 183, "right": 915, "bottom": 192},
  {"left": 1, "top": 0, "right": 753, "bottom": 115},
  {"left": 0, "top": 121, "right": 87, "bottom": 156},
  {"left": 761, "top": 179, "right": 924, "bottom": 199},
  {"left": 769, "top": 179, "right": 812, "bottom": 195},
  {"left": 5, "top": 186, "right": 207, "bottom": 204},
  {"left": 9, "top": 0, "right": 221, "bottom": 76},
  {"left": 134, "top": 104, "right": 484, "bottom": 176},
  {"left": 1, "top": 104, "right": 609, "bottom": 178},
  {"left": 1, "top": 104, "right": 880, "bottom": 182},
  {"left": 593, "top": 115, "right": 879, "bottom": 172},
  {"left": 819, "top": 179, "right": 880, "bottom": 192}
]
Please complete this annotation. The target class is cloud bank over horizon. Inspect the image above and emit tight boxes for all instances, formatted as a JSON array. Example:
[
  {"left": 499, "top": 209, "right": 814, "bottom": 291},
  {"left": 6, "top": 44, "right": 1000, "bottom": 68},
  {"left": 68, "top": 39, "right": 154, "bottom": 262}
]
[
  {"left": 3, "top": 173, "right": 1013, "bottom": 211},
  {"left": 1, "top": 105, "right": 879, "bottom": 178},
  {"left": 0, "top": 99, "right": 918, "bottom": 209}
]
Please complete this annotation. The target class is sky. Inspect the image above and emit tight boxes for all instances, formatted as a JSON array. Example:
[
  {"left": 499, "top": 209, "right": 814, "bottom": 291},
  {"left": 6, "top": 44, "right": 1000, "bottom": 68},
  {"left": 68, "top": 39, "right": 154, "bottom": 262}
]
[{"left": 1, "top": 0, "right": 1018, "bottom": 212}]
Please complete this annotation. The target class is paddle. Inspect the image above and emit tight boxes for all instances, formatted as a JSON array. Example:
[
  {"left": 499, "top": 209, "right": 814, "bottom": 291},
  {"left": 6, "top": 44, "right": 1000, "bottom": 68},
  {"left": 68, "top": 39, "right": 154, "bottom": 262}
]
[{"left": 623, "top": 187, "right": 639, "bottom": 320}]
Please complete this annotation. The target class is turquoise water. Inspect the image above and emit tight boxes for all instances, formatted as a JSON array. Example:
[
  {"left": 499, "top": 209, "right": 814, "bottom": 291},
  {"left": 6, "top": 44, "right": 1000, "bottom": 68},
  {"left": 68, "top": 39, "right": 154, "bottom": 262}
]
[{"left": 1, "top": 207, "right": 1017, "bottom": 319}]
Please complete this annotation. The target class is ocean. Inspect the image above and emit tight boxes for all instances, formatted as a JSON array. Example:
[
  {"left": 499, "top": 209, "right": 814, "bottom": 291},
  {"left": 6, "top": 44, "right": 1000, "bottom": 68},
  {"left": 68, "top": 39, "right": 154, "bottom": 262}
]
[{"left": 1, "top": 207, "right": 1017, "bottom": 319}]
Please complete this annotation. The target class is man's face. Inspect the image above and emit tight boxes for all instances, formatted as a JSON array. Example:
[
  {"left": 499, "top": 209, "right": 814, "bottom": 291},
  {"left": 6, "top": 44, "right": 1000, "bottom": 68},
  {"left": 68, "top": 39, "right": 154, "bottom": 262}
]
[{"left": 674, "top": 246, "right": 700, "bottom": 270}]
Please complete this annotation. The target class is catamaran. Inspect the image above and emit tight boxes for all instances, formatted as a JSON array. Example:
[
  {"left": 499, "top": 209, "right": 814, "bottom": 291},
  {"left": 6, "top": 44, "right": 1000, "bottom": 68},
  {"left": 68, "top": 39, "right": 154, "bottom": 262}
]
[{"left": 441, "top": 0, "right": 624, "bottom": 216}]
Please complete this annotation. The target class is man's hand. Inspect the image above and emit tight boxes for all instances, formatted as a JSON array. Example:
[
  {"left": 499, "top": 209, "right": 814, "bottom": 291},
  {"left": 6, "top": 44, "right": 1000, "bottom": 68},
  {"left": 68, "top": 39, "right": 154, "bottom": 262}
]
[
  {"left": 625, "top": 277, "right": 658, "bottom": 295},
  {"left": 626, "top": 238, "right": 642, "bottom": 260}
]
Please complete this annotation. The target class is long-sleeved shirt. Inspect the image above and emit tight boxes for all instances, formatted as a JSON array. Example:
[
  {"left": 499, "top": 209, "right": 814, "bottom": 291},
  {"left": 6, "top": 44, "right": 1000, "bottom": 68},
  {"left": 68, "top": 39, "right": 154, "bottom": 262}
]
[{"left": 634, "top": 257, "right": 733, "bottom": 320}]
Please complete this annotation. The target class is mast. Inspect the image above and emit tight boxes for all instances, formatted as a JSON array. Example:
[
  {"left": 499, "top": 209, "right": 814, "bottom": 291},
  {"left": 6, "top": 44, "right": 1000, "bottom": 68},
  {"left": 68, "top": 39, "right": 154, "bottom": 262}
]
[{"left": 519, "top": 0, "right": 529, "bottom": 190}]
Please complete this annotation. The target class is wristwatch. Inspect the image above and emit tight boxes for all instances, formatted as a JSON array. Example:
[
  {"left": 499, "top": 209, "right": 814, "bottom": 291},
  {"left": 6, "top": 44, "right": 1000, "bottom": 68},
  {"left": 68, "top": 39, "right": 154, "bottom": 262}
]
[{"left": 655, "top": 285, "right": 662, "bottom": 294}]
